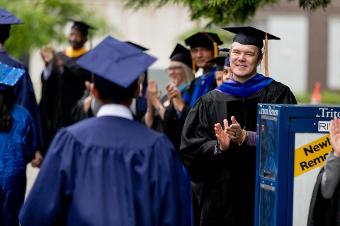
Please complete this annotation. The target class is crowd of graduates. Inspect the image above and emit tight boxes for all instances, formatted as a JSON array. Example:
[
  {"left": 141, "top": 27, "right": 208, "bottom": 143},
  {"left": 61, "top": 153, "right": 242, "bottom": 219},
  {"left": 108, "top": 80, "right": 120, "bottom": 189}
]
[{"left": 1, "top": 6, "right": 340, "bottom": 226}]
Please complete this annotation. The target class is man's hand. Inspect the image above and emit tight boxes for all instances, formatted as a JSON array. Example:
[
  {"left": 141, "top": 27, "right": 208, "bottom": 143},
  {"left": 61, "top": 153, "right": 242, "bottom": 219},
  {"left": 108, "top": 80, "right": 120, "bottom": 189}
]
[
  {"left": 226, "top": 116, "right": 247, "bottom": 145},
  {"left": 215, "top": 119, "right": 231, "bottom": 151},
  {"left": 330, "top": 117, "right": 340, "bottom": 157}
]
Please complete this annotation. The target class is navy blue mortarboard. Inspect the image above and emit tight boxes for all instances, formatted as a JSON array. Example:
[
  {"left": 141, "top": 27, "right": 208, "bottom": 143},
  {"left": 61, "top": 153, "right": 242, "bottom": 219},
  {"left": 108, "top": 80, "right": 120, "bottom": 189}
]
[
  {"left": 0, "top": 62, "right": 25, "bottom": 90},
  {"left": 77, "top": 36, "right": 156, "bottom": 88},
  {"left": 222, "top": 26, "right": 280, "bottom": 49},
  {"left": 184, "top": 32, "right": 223, "bottom": 57},
  {"left": 71, "top": 20, "right": 94, "bottom": 36},
  {"left": 125, "top": 41, "right": 149, "bottom": 51},
  {"left": 0, "top": 8, "right": 22, "bottom": 25},
  {"left": 169, "top": 43, "right": 192, "bottom": 68}
]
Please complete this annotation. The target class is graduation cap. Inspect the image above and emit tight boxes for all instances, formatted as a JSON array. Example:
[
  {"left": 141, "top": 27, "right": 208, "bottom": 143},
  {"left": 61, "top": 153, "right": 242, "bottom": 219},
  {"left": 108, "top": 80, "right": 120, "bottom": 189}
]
[
  {"left": 125, "top": 41, "right": 149, "bottom": 52},
  {"left": 77, "top": 35, "right": 156, "bottom": 88},
  {"left": 208, "top": 56, "right": 226, "bottom": 71},
  {"left": 222, "top": 26, "right": 280, "bottom": 76},
  {"left": 169, "top": 43, "right": 192, "bottom": 69},
  {"left": 219, "top": 48, "right": 230, "bottom": 67},
  {"left": 0, "top": 62, "right": 25, "bottom": 90},
  {"left": 71, "top": 20, "right": 94, "bottom": 36},
  {"left": 0, "top": 8, "right": 22, "bottom": 25},
  {"left": 184, "top": 32, "right": 223, "bottom": 57}
]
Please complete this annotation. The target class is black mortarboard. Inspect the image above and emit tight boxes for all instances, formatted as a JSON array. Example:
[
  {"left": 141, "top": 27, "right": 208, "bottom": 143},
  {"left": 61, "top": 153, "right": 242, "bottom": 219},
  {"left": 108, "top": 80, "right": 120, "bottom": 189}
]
[
  {"left": 169, "top": 44, "right": 192, "bottom": 68},
  {"left": 71, "top": 20, "right": 94, "bottom": 36},
  {"left": 0, "top": 8, "right": 22, "bottom": 25},
  {"left": 219, "top": 48, "right": 230, "bottom": 67},
  {"left": 184, "top": 32, "right": 223, "bottom": 57},
  {"left": 222, "top": 26, "right": 280, "bottom": 49},
  {"left": 0, "top": 62, "right": 24, "bottom": 90},
  {"left": 223, "top": 26, "right": 280, "bottom": 76},
  {"left": 208, "top": 56, "right": 226, "bottom": 71},
  {"left": 125, "top": 41, "right": 148, "bottom": 51},
  {"left": 77, "top": 36, "right": 156, "bottom": 88}
]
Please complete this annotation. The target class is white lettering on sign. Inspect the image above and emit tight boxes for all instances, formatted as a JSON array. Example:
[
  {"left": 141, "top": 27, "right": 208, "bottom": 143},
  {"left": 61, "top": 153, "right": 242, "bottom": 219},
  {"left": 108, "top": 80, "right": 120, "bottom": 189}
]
[
  {"left": 316, "top": 107, "right": 340, "bottom": 118},
  {"left": 260, "top": 106, "right": 279, "bottom": 116},
  {"left": 318, "top": 121, "right": 331, "bottom": 132}
]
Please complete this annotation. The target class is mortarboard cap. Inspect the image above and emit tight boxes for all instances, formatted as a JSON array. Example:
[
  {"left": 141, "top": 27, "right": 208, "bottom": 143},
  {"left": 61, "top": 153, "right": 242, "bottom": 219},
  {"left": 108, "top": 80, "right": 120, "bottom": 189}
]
[
  {"left": 77, "top": 36, "right": 156, "bottom": 88},
  {"left": 208, "top": 56, "right": 226, "bottom": 71},
  {"left": 222, "top": 26, "right": 280, "bottom": 49},
  {"left": 0, "top": 62, "right": 25, "bottom": 90},
  {"left": 169, "top": 43, "right": 192, "bottom": 68},
  {"left": 223, "top": 26, "right": 280, "bottom": 76},
  {"left": 125, "top": 41, "right": 149, "bottom": 51},
  {"left": 0, "top": 8, "right": 22, "bottom": 25},
  {"left": 219, "top": 48, "right": 230, "bottom": 67},
  {"left": 184, "top": 32, "right": 223, "bottom": 57},
  {"left": 71, "top": 20, "right": 94, "bottom": 36}
]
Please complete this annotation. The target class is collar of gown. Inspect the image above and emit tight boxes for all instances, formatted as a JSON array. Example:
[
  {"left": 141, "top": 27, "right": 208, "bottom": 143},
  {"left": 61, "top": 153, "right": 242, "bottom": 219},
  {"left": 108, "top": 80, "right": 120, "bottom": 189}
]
[{"left": 96, "top": 104, "right": 133, "bottom": 120}]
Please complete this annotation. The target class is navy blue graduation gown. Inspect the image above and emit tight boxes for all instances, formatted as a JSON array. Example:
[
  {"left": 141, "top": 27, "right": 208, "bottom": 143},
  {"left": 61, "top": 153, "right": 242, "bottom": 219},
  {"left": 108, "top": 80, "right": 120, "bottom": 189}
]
[
  {"left": 20, "top": 116, "right": 191, "bottom": 226},
  {"left": 0, "top": 49, "right": 42, "bottom": 148}
]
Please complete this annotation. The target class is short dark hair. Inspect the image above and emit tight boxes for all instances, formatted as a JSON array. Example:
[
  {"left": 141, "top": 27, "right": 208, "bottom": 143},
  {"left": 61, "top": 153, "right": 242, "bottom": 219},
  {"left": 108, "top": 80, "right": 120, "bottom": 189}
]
[
  {"left": 0, "top": 25, "right": 10, "bottom": 44},
  {"left": 93, "top": 75, "right": 138, "bottom": 104}
]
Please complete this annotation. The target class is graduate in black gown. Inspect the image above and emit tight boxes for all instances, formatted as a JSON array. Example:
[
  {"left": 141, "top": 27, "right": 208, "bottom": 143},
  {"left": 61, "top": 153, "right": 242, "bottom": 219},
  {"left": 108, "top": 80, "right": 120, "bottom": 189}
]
[
  {"left": 20, "top": 36, "right": 191, "bottom": 226},
  {"left": 180, "top": 26, "right": 297, "bottom": 226},
  {"left": 39, "top": 20, "right": 93, "bottom": 155},
  {"left": 0, "top": 8, "right": 43, "bottom": 163},
  {"left": 183, "top": 32, "right": 223, "bottom": 108}
]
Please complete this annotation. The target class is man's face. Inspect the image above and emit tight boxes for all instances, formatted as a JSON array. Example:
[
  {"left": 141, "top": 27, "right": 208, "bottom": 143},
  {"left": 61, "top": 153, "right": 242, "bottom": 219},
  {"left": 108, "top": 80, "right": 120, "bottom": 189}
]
[
  {"left": 68, "top": 28, "right": 87, "bottom": 50},
  {"left": 190, "top": 47, "right": 214, "bottom": 69},
  {"left": 230, "top": 42, "right": 260, "bottom": 79}
]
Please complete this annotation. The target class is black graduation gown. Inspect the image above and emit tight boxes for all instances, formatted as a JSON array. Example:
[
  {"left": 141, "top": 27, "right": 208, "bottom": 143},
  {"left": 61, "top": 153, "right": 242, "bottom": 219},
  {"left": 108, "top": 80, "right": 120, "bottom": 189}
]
[
  {"left": 180, "top": 80, "right": 297, "bottom": 226},
  {"left": 39, "top": 51, "right": 91, "bottom": 154}
]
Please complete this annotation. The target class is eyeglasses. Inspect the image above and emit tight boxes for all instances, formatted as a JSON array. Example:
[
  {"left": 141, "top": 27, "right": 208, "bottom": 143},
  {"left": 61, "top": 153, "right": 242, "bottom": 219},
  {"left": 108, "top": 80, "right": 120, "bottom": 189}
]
[{"left": 167, "top": 66, "right": 183, "bottom": 71}]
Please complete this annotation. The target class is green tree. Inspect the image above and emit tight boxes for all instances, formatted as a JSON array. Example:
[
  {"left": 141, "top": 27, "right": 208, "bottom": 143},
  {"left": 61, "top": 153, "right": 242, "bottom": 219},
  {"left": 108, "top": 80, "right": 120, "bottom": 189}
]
[
  {"left": 1, "top": 0, "right": 109, "bottom": 57},
  {"left": 124, "top": 0, "right": 331, "bottom": 25}
]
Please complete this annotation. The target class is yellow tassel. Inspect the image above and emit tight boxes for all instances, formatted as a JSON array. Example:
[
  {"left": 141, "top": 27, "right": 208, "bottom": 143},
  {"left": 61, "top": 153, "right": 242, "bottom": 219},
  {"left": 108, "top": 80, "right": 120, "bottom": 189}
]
[
  {"left": 264, "top": 33, "right": 269, "bottom": 77},
  {"left": 203, "top": 32, "right": 218, "bottom": 58},
  {"left": 192, "top": 61, "right": 196, "bottom": 73},
  {"left": 213, "top": 42, "right": 218, "bottom": 58}
]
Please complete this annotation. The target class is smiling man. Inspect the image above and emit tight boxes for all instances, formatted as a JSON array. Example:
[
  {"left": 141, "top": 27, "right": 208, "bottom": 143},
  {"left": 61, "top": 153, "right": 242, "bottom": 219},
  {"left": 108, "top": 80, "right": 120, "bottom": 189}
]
[
  {"left": 180, "top": 26, "right": 297, "bottom": 226},
  {"left": 183, "top": 32, "right": 223, "bottom": 107}
]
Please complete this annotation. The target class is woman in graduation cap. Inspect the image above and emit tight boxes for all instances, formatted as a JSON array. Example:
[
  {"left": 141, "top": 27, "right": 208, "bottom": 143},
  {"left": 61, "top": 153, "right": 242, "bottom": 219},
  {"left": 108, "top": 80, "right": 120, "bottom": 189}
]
[
  {"left": 0, "top": 63, "right": 37, "bottom": 226},
  {"left": 19, "top": 36, "right": 191, "bottom": 226},
  {"left": 180, "top": 26, "right": 297, "bottom": 226},
  {"left": 145, "top": 43, "right": 194, "bottom": 150}
]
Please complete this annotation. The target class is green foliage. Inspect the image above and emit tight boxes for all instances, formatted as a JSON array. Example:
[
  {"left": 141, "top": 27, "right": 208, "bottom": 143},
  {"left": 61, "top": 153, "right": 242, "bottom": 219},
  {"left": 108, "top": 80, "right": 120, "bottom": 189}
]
[
  {"left": 124, "top": 0, "right": 332, "bottom": 25},
  {"left": 1, "top": 0, "right": 109, "bottom": 57}
]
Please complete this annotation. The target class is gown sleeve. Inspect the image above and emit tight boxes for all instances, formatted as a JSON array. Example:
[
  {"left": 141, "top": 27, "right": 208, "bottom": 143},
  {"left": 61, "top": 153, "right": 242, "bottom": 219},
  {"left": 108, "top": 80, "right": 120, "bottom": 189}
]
[
  {"left": 19, "top": 129, "right": 76, "bottom": 226},
  {"left": 180, "top": 98, "right": 222, "bottom": 182},
  {"left": 149, "top": 135, "right": 192, "bottom": 226}
]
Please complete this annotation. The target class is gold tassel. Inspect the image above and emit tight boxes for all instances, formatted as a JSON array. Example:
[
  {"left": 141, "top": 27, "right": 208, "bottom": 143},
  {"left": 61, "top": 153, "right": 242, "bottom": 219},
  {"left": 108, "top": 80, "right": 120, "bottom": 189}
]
[
  {"left": 213, "top": 42, "right": 218, "bottom": 58},
  {"left": 264, "top": 33, "right": 269, "bottom": 77},
  {"left": 192, "top": 61, "right": 196, "bottom": 73}
]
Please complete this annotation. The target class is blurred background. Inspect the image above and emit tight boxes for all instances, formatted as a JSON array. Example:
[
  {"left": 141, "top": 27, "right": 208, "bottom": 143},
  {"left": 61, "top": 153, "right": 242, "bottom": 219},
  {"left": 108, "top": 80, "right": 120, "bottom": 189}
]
[{"left": 2, "top": 0, "right": 340, "bottom": 103}]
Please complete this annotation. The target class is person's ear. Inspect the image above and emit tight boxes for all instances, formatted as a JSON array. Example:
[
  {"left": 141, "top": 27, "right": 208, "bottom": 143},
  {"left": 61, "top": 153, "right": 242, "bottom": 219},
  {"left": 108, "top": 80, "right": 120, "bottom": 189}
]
[{"left": 91, "top": 83, "right": 100, "bottom": 99}]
